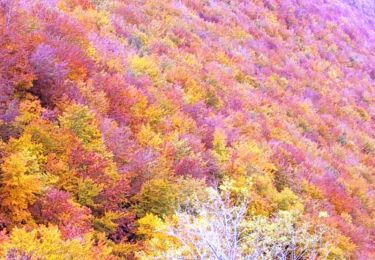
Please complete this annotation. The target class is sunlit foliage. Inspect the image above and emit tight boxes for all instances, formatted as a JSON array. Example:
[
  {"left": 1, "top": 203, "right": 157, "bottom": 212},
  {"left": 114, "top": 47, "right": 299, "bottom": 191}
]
[{"left": 0, "top": 0, "right": 374, "bottom": 258}]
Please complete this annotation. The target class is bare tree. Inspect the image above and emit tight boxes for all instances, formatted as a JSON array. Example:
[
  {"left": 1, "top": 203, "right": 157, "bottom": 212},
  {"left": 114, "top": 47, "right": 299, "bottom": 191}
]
[
  {"left": 162, "top": 188, "right": 331, "bottom": 260},
  {"left": 167, "top": 188, "right": 248, "bottom": 260}
]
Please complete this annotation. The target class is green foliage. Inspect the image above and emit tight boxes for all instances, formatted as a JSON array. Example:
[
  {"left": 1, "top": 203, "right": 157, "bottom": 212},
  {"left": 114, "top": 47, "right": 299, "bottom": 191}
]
[
  {"left": 253, "top": 173, "right": 304, "bottom": 214},
  {"left": 212, "top": 129, "right": 230, "bottom": 163},
  {"left": 76, "top": 178, "right": 103, "bottom": 209},
  {"left": 92, "top": 211, "right": 121, "bottom": 234},
  {"left": 241, "top": 211, "right": 331, "bottom": 259},
  {"left": 134, "top": 178, "right": 178, "bottom": 218},
  {"left": 59, "top": 104, "right": 105, "bottom": 153},
  {"left": 275, "top": 188, "right": 304, "bottom": 211}
]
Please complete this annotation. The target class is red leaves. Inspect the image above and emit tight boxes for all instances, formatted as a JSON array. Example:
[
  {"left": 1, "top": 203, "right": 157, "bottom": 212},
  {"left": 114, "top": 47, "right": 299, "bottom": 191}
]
[
  {"left": 0, "top": 4, "right": 37, "bottom": 116},
  {"left": 69, "top": 145, "right": 111, "bottom": 185},
  {"left": 175, "top": 156, "right": 206, "bottom": 179},
  {"left": 97, "top": 74, "right": 148, "bottom": 128},
  {"left": 32, "top": 188, "right": 92, "bottom": 239},
  {"left": 0, "top": 0, "right": 374, "bottom": 257}
]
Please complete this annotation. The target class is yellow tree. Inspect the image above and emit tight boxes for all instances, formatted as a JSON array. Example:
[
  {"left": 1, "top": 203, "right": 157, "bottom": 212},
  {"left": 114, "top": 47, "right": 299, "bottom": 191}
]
[
  {"left": 0, "top": 133, "right": 47, "bottom": 225},
  {"left": 59, "top": 104, "right": 106, "bottom": 154},
  {"left": 0, "top": 225, "right": 113, "bottom": 259}
]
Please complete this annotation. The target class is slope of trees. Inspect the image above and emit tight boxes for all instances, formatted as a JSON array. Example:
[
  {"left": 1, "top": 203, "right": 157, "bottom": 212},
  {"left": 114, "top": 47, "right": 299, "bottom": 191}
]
[{"left": 0, "top": 0, "right": 374, "bottom": 258}]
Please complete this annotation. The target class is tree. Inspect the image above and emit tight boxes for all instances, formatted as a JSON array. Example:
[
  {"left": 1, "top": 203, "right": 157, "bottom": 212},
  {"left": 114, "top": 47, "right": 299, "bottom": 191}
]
[
  {"left": 130, "top": 55, "right": 159, "bottom": 82},
  {"left": 134, "top": 178, "right": 178, "bottom": 218},
  {"left": 0, "top": 134, "right": 45, "bottom": 225},
  {"left": 0, "top": 151, "right": 42, "bottom": 225},
  {"left": 69, "top": 145, "right": 113, "bottom": 185},
  {"left": 136, "top": 123, "right": 163, "bottom": 150},
  {"left": 241, "top": 211, "right": 331, "bottom": 260},
  {"left": 166, "top": 188, "right": 248, "bottom": 260},
  {"left": 13, "top": 97, "right": 42, "bottom": 131},
  {"left": 136, "top": 188, "right": 334, "bottom": 260},
  {"left": 29, "top": 44, "right": 68, "bottom": 105},
  {"left": 59, "top": 104, "right": 106, "bottom": 154},
  {"left": 135, "top": 213, "right": 182, "bottom": 259},
  {"left": 32, "top": 188, "right": 92, "bottom": 239},
  {"left": 0, "top": 225, "right": 113, "bottom": 259}
]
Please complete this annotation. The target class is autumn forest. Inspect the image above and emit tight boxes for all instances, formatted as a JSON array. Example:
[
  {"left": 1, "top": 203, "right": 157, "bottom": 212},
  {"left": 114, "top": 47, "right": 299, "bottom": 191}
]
[{"left": 0, "top": 0, "right": 374, "bottom": 259}]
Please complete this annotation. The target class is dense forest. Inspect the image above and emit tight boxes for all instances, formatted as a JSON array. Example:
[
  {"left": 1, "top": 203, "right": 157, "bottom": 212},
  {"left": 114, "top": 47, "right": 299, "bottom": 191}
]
[{"left": 0, "top": 0, "right": 374, "bottom": 259}]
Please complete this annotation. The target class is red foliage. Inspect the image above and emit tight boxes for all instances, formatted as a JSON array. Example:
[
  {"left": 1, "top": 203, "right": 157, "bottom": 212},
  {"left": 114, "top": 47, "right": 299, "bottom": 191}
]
[
  {"left": 32, "top": 188, "right": 92, "bottom": 239},
  {"left": 69, "top": 145, "right": 111, "bottom": 185}
]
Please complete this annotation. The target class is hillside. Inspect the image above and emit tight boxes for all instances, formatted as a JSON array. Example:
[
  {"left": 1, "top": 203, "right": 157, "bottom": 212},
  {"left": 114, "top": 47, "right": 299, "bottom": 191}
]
[{"left": 0, "top": 0, "right": 374, "bottom": 259}]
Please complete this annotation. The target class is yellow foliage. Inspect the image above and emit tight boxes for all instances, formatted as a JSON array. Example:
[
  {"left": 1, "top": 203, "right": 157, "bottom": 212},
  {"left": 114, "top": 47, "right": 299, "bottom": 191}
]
[
  {"left": 0, "top": 133, "right": 48, "bottom": 224},
  {"left": 79, "top": 80, "right": 109, "bottom": 114},
  {"left": 5, "top": 133, "right": 46, "bottom": 166},
  {"left": 144, "top": 104, "right": 165, "bottom": 126},
  {"left": 85, "top": 9, "right": 111, "bottom": 28},
  {"left": 170, "top": 113, "right": 196, "bottom": 134},
  {"left": 71, "top": 4, "right": 114, "bottom": 31},
  {"left": 227, "top": 141, "right": 277, "bottom": 178},
  {"left": 111, "top": 242, "right": 139, "bottom": 259},
  {"left": 217, "top": 51, "right": 232, "bottom": 66},
  {"left": 275, "top": 188, "right": 304, "bottom": 212},
  {"left": 356, "top": 107, "right": 370, "bottom": 121},
  {"left": 183, "top": 78, "right": 204, "bottom": 104},
  {"left": 270, "top": 126, "right": 295, "bottom": 144},
  {"left": 212, "top": 128, "right": 230, "bottom": 163},
  {"left": 326, "top": 234, "right": 356, "bottom": 259},
  {"left": 59, "top": 104, "right": 108, "bottom": 154},
  {"left": 182, "top": 53, "right": 200, "bottom": 68},
  {"left": 301, "top": 180, "right": 324, "bottom": 200},
  {"left": 107, "top": 58, "right": 124, "bottom": 73},
  {"left": 328, "top": 66, "right": 342, "bottom": 80},
  {"left": 219, "top": 176, "right": 252, "bottom": 199},
  {"left": 251, "top": 171, "right": 303, "bottom": 214},
  {"left": 0, "top": 151, "right": 42, "bottom": 224},
  {"left": 76, "top": 178, "right": 103, "bottom": 209},
  {"left": 130, "top": 92, "right": 148, "bottom": 120},
  {"left": 86, "top": 44, "right": 99, "bottom": 61},
  {"left": 137, "top": 124, "right": 163, "bottom": 150},
  {"left": 93, "top": 211, "right": 123, "bottom": 234},
  {"left": 134, "top": 178, "right": 178, "bottom": 218},
  {"left": 231, "top": 26, "right": 250, "bottom": 40},
  {"left": 137, "top": 213, "right": 167, "bottom": 237},
  {"left": 248, "top": 193, "right": 273, "bottom": 216},
  {"left": 235, "top": 70, "right": 260, "bottom": 88},
  {"left": 136, "top": 213, "right": 182, "bottom": 259},
  {"left": 57, "top": 0, "right": 70, "bottom": 12},
  {"left": 130, "top": 56, "right": 159, "bottom": 81},
  {"left": 14, "top": 98, "right": 42, "bottom": 129},
  {"left": 0, "top": 225, "right": 112, "bottom": 259},
  {"left": 267, "top": 74, "right": 288, "bottom": 91}
]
